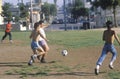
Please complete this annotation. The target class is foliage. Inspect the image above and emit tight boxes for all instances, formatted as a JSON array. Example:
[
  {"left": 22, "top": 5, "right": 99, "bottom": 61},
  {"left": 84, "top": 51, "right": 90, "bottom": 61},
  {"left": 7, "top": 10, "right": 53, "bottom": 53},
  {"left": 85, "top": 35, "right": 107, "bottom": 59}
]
[
  {"left": 69, "top": 0, "right": 88, "bottom": 21},
  {"left": 2, "top": 2, "right": 12, "bottom": 21},
  {"left": 92, "top": 0, "right": 120, "bottom": 9},
  {"left": 92, "top": 0, "right": 120, "bottom": 27},
  {"left": 54, "top": 0, "right": 57, "bottom": 6},
  {"left": 19, "top": 3, "right": 29, "bottom": 19},
  {"left": 41, "top": 2, "right": 57, "bottom": 22},
  {"left": 50, "top": 4, "right": 57, "bottom": 16},
  {"left": 14, "top": 15, "right": 20, "bottom": 22},
  {"left": 71, "top": 7, "right": 89, "bottom": 20}
]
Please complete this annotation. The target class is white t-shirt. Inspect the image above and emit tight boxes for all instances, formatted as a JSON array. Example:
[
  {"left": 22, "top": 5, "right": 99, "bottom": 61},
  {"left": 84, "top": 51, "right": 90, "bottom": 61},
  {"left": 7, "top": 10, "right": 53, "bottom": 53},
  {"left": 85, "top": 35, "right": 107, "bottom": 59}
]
[{"left": 39, "top": 28, "right": 46, "bottom": 41}]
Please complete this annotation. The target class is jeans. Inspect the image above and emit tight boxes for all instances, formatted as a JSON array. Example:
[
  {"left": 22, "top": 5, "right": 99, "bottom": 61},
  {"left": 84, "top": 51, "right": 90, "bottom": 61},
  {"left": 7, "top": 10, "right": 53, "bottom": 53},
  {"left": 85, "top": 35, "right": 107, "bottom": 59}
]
[{"left": 96, "top": 43, "right": 117, "bottom": 65}]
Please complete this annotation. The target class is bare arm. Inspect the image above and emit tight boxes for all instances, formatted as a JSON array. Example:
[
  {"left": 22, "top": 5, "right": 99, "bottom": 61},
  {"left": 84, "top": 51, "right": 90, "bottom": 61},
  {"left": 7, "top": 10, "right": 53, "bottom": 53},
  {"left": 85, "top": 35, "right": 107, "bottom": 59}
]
[
  {"left": 102, "top": 31, "right": 105, "bottom": 41},
  {"left": 39, "top": 31, "right": 48, "bottom": 41},
  {"left": 29, "top": 31, "right": 33, "bottom": 39},
  {"left": 114, "top": 31, "right": 120, "bottom": 45}
]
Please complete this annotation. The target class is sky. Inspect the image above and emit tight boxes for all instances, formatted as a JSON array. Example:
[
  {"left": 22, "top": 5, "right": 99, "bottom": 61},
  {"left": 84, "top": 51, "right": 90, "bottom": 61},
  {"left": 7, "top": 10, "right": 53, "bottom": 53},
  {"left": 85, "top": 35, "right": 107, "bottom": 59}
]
[{"left": 2, "top": 0, "right": 63, "bottom": 7}]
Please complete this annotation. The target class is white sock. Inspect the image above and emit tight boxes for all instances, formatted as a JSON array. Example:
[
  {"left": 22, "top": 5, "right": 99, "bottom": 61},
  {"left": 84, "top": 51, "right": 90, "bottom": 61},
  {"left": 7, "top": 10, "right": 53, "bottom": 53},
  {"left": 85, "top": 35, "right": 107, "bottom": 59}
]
[
  {"left": 110, "top": 62, "right": 113, "bottom": 66},
  {"left": 96, "top": 65, "right": 100, "bottom": 69},
  {"left": 33, "top": 54, "right": 37, "bottom": 58}
]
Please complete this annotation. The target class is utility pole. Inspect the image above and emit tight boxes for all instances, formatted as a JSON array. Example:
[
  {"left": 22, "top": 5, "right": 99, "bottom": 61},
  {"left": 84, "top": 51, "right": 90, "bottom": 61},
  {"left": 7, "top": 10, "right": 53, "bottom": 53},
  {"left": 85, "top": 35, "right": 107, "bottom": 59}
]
[
  {"left": 30, "top": 0, "right": 33, "bottom": 29},
  {"left": 63, "top": 0, "right": 67, "bottom": 31},
  {"left": 21, "top": 0, "right": 23, "bottom": 3}
]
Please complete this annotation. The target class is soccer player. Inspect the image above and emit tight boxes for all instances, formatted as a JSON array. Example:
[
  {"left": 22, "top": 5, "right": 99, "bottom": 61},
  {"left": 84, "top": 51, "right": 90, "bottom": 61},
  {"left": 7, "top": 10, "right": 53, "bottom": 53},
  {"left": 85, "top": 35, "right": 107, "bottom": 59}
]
[
  {"left": 95, "top": 21, "right": 120, "bottom": 75},
  {"left": 37, "top": 20, "right": 49, "bottom": 63},
  {"left": 28, "top": 22, "right": 45, "bottom": 65},
  {"left": 1, "top": 21, "right": 13, "bottom": 43}
]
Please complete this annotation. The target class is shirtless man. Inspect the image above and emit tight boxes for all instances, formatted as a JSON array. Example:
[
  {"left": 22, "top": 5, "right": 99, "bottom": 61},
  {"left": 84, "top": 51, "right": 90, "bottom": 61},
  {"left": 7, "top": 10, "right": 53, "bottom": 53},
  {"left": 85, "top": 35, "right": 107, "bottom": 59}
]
[
  {"left": 28, "top": 22, "right": 45, "bottom": 66},
  {"left": 95, "top": 21, "right": 120, "bottom": 75}
]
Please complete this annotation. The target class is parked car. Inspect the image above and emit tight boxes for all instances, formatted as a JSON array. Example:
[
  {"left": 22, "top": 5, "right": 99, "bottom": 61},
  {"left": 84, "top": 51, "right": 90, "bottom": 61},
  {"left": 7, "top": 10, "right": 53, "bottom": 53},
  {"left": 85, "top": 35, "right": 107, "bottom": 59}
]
[
  {"left": 68, "top": 18, "right": 76, "bottom": 24},
  {"left": 52, "top": 19, "right": 64, "bottom": 24},
  {"left": 52, "top": 20, "right": 59, "bottom": 24}
]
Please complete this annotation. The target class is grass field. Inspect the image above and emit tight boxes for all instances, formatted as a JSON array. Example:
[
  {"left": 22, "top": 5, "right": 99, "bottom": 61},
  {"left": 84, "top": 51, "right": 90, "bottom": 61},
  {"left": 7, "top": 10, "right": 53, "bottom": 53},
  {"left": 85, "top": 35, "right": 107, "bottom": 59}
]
[{"left": 0, "top": 29, "right": 120, "bottom": 79}]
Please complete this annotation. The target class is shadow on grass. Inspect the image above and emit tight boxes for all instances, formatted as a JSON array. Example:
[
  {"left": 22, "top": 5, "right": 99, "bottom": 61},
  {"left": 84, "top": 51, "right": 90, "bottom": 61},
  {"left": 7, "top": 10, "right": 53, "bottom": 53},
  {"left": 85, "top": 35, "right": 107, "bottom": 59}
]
[
  {"left": 5, "top": 71, "right": 95, "bottom": 77},
  {"left": 0, "top": 60, "right": 58, "bottom": 67},
  {"left": 48, "top": 71, "right": 95, "bottom": 76},
  {"left": 0, "top": 62, "right": 27, "bottom": 67}
]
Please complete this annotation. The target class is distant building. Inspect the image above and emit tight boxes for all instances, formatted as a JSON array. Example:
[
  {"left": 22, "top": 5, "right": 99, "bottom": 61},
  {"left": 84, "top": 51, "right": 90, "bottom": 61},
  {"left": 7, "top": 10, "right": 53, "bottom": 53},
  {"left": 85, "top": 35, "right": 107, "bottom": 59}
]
[
  {"left": 0, "top": 0, "right": 3, "bottom": 25},
  {"left": 89, "top": 6, "right": 120, "bottom": 28},
  {"left": 26, "top": 0, "right": 43, "bottom": 23},
  {"left": 81, "top": 0, "right": 92, "bottom": 8}
]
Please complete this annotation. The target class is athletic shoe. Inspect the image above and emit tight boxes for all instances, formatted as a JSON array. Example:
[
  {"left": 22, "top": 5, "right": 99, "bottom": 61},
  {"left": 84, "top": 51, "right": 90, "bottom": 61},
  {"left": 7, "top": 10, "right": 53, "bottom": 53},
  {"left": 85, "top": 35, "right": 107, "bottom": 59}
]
[
  {"left": 28, "top": 59, "right": 33, "bottom": 66},
  {"left": 10, "top": 40, "right": 13, "bottom": 44},
  {"left": 95, "top": 68, "right": 99, "bottom": 75},
  {"left": 37, "top": 55, "right": 40, "bottom": 60},
  {"left": 109, "top": 64, "right": 114, "bottom": 69},
  {"left": 41, "top": 58, "right": 46, "bottom": 63},
  {"left": 37, "top": 55, "right": 41, "bottom": 62},
  {"left": 28, "top": 55, "right": 35, "bottom": 66}
]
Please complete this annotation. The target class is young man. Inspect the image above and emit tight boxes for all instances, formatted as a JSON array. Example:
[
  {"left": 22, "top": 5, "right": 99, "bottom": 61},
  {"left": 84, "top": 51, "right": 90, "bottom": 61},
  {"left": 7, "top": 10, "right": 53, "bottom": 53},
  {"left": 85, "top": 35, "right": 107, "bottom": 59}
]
[
  {"left": 95, "top": 21, "right": 120, "bottom": 75},
  {"left": 1, "top": 21, "right": 13, "bottom": 43},
  {"left": 28, "top": 22, "right": 45, "bottom": 66},
  {"left": 37, "top": 20, "right": 49, "bottom": 63}
]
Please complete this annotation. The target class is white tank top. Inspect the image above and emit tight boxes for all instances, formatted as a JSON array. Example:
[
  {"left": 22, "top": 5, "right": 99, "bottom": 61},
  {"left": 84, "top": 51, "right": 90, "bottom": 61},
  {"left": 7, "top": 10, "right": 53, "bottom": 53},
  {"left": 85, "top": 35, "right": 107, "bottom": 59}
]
[{"left": 39, "top": 28, "right": 46, "bottom": 41}]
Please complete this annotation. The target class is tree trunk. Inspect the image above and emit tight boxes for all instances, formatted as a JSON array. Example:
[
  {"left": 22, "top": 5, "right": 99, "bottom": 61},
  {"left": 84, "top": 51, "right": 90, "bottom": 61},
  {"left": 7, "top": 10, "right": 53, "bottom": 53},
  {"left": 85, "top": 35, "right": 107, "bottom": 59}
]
[{"left": 113, "top": 7, "right": 118, "bottom": 27}]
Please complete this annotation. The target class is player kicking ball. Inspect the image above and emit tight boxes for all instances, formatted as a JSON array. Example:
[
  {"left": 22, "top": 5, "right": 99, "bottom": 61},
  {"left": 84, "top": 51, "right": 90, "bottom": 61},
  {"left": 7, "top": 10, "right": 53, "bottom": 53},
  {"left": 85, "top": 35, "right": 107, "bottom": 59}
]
[
  {"left": 28, "top": 22, "right": 45, "bottom": 66},
  {"left": 95, "top": 21, "right": 120, "bottom": 75}
]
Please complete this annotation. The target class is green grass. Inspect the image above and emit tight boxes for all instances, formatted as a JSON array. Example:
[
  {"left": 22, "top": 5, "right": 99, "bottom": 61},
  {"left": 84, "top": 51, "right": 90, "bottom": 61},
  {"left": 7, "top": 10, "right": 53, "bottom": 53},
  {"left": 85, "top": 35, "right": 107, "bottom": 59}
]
[
  {"left": 0, "top": 30, "right": 119, "bottom": 47},
  {"left": 0, "top": 31, "right": 31, "bottom": 46},
  {"left": 47, "top": 30, "right": 103, "bottom": 48},
  {"left": 108, "top": 71, "right": 120, "bottom": 79}
]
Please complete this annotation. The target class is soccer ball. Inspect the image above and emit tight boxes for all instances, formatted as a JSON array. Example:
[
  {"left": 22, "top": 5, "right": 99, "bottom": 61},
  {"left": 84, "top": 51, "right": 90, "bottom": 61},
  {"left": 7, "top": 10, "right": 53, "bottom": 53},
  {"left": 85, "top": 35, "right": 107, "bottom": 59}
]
[{"left": 61, "top": 50, "right": 68, "bottom": 56}]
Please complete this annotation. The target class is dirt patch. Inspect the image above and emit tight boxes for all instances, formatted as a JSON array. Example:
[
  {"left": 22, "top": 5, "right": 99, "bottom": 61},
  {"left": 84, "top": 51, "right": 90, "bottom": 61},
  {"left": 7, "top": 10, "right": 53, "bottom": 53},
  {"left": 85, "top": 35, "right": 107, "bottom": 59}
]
[{"left": 0, "top": 42, "right": 120, "bottom": 79}]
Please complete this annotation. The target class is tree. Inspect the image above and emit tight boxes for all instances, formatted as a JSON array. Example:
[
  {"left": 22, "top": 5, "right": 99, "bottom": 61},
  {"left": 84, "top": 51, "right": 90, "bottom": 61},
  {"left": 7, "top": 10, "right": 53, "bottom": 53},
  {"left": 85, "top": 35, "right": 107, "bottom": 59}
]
[
  {"left": 92, "top": 0, "right": 120, "bottom": 27},
  {"left": 70, "top": 0, "right": 88, "bottom": 21},
  {"left": 50, "top": 4, "right": 57, "bottom": 16},
  {"left": 41, "top": 2, "right": 57, "bottom": 22},
  {"left": 19, "top": 3, "right": 29, "bottom": 19},
  {"left": 2, "top": 3, "right": 12, "bottom": 22},
  {"left": 54, "top": 0, "right": 57, "bottom": 6}
]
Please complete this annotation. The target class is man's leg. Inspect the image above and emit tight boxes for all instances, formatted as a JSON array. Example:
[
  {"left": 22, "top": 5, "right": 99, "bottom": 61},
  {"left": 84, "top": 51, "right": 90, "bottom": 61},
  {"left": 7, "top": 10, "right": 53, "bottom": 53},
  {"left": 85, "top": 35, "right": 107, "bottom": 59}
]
[
  {"left": 41, "top": 43, "right": 49, "bottom": 63},
  {"left": 109, "top": 45, "right": 117, "bottom": 69},
  {"left": 1, "top": 32, "right": 8, "bottom": 42}
]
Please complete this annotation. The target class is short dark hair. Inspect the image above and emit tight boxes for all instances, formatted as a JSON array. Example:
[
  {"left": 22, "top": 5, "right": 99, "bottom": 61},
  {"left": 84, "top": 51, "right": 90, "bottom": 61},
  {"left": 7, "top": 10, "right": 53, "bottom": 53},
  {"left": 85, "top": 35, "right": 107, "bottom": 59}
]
[
  {"left": 38, "top": 20, "right": 44, "bottom": 25},
  {"left": 34, "top": 22, "right": 39, "bottom": 29},
  {"left": 106, "top": 21, "right": 112, "bottom": 26},
  {"left": 106, "top": 21, "right": 112, "bottom": 28}
]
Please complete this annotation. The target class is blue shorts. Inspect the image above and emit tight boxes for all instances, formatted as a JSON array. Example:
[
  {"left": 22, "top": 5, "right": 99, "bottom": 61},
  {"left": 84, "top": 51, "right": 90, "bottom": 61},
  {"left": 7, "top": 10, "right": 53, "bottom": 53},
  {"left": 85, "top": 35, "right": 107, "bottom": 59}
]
[
  {"left": 31, "top": 41, "right": 40, "bottom": 50},
  {"left": 39, "top": 40, "right": 46, "bottom": 46}
]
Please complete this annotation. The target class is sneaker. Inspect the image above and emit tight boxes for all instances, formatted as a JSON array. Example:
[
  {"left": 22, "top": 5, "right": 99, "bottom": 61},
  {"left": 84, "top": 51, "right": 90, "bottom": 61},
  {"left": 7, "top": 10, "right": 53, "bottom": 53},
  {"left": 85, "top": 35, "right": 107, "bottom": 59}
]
[
  {"left": 28, "top": 59, "right": 33, "bottom": 66},
  {"left": 37, "top": 55, "right": 40, "bottom": 60},
  {"left": 41, "top": 58, "right": 46, "bottom": 63},
  {"left": 95, "top": 68, "right": 99, "bottom": 75},
  {"left": 109, "top": 64, "right": 114, "bottom": 69},
  {"left": 37, "top": 55, "right": 41, "bottom": 62},
  {"left": 31, "top": 55, "right": 35, "bottom": 63},
  {"left": 10, "top": 40, "right": 13, "bottom": 44}
]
